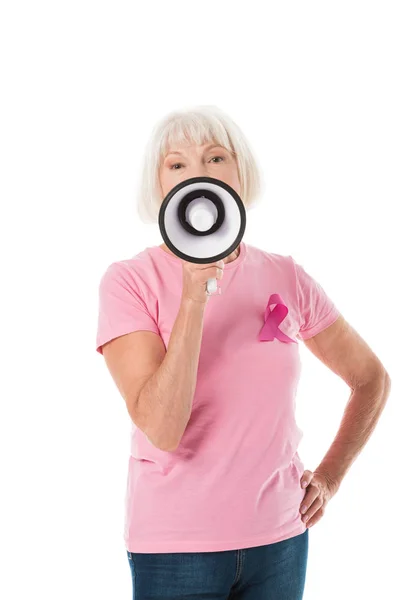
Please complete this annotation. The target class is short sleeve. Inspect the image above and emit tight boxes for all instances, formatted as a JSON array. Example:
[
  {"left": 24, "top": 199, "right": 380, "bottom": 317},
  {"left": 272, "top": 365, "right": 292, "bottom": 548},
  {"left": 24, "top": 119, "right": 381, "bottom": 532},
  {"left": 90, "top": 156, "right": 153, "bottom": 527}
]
[
  {"left": 95, "top": 261, "right": 160, "bottom": 355},
  {"left": 291, "top": 257, "right": 341, "bottom": 341}
]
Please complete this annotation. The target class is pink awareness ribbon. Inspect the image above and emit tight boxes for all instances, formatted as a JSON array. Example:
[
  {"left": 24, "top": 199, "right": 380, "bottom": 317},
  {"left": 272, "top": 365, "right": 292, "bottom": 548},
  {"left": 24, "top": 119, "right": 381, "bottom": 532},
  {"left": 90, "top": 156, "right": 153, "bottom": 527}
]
[{"left": 259, "top": 293, "right": 298, "bottom": 343}]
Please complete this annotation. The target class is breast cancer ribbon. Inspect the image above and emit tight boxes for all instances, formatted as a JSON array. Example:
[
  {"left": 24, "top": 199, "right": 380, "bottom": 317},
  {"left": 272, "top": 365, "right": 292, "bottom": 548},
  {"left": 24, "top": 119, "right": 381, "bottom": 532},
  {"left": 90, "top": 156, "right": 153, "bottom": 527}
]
[{"left": 259, "top": 293, "right": 298, "bottom": 343}]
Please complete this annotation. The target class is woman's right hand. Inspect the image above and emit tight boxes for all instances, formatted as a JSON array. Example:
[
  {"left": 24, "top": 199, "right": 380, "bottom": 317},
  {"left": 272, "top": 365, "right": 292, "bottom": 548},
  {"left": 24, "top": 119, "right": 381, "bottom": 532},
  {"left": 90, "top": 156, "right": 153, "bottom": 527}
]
[{"left": 181, "top": 259, "right": 225, "bottom": 304}]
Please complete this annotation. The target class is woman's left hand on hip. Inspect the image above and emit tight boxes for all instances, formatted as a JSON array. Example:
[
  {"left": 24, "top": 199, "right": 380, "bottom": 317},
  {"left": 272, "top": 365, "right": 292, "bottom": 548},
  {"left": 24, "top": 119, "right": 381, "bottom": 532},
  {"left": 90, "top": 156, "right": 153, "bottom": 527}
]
[{"left": 299, "top": 469, "right": 338, "bottom": 528}]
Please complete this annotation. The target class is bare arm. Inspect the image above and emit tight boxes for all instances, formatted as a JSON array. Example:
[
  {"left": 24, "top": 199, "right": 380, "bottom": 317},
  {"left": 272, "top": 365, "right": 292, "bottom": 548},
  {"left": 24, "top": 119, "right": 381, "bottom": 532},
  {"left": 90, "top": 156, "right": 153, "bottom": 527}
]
[
  {"left": 135, "top": 297, "right": 206, "bottom": 451},
  {"left": 101, "top": 258, "right": 225, "bottom": 452},
  {"left": 303, "top": 314, "right": 391, "bottom": 492}
]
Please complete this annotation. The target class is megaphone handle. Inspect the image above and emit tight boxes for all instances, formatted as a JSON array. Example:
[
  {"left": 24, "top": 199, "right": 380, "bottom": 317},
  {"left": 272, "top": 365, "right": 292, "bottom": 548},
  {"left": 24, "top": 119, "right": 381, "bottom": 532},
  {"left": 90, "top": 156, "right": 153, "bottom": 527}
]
[{"left": 206, "top": 277, "right": 219, "bottom": 296}]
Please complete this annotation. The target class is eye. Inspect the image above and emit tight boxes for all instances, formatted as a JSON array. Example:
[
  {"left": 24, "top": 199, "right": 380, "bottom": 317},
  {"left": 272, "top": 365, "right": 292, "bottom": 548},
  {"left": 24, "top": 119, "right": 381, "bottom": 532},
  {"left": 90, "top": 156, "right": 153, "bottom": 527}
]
[{"left": 169, "top": 156, "right": 224, "bottom": 170}]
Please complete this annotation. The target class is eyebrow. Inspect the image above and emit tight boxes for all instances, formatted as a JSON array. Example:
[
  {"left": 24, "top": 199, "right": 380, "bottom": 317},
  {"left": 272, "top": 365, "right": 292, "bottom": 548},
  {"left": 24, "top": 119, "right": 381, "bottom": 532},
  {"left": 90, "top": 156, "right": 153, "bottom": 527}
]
[{"left": 165, "top": 144, "right": 225, "bottom": 157}]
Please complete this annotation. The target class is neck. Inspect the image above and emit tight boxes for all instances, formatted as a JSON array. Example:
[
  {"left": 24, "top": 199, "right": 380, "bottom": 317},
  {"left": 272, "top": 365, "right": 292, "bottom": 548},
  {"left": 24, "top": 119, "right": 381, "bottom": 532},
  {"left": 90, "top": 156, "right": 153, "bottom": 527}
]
[{"left": 224, "top": 245, "right": 240, "bottom": 264}]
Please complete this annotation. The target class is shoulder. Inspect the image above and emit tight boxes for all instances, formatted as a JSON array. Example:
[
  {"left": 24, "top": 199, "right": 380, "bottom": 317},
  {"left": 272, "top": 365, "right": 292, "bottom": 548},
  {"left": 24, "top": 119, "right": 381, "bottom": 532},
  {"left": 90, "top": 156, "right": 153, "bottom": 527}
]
[
  {"left": 98, "top": 247, "right": 156, "bottom": 294},
  {"left": 245, "top": 243, "right": 296, "bottom": 276}
]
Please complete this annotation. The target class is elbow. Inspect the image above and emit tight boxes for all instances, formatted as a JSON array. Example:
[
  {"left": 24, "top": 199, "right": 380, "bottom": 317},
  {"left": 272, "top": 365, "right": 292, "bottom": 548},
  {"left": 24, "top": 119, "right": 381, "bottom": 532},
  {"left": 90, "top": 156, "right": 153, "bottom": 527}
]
[
  {"left": 152, "top": 430, "right": 181, "bottom": 452},
  {"left": 134, "top": 423, "right": 180, "bottom": 452},
  {"left": 370, "top": 368, "right": 391, "bottom": 406},
  {"left": 143, "top": 435, "right": 178, "bottom": 453},
  {"left": 158, "top": 440, "right": 180, "bottom": 452},
  {"left": 362, "top": 365, "right": 391, "bottom": 392},
  {"left": 146, "top": 422, "right": 182, "bottom": 452},
  {"left": 383, "top": 370, "right": 391, "bottom": 397},
  {"left": 376, "top": 367, "right": 391, "bottom": 393},
  {"left": 148, "top": 408, "right": 189, "bottom": 453}
]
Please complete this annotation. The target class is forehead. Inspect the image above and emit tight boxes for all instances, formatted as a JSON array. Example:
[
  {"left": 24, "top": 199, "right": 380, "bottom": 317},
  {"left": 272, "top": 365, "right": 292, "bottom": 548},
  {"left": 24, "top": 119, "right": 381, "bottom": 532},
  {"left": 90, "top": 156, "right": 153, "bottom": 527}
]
[{"left": 164, "top": 142, "right": 227, "bottom": 156}]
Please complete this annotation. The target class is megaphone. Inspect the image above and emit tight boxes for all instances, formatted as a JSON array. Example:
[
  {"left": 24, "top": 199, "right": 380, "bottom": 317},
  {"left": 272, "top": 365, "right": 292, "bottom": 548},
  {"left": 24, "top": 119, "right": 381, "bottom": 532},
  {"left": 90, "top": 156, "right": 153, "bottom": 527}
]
[{"left": 158, "top": 176, "right": 246, "bottom": 296}]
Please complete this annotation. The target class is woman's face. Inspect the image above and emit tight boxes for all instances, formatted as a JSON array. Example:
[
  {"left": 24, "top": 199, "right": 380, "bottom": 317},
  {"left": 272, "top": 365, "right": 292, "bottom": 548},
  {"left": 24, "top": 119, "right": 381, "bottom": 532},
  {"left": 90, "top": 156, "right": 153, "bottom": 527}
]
[{"left": 158, "top": 141, "right": 241, "bottom": 200}]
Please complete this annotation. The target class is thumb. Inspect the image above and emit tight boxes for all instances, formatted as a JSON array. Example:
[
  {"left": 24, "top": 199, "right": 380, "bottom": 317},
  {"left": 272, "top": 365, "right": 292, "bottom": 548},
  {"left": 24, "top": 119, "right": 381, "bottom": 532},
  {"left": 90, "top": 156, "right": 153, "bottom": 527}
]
[{"left": 301, "top": 470, "right": 314, "bottom": 489}]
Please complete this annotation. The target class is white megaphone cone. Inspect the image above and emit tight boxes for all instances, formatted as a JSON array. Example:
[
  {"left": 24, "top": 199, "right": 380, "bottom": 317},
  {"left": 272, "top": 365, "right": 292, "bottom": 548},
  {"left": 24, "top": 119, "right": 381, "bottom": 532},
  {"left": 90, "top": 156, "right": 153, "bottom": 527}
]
[{"left": 158, "top": 176, "right": 246, "bottom": 296}]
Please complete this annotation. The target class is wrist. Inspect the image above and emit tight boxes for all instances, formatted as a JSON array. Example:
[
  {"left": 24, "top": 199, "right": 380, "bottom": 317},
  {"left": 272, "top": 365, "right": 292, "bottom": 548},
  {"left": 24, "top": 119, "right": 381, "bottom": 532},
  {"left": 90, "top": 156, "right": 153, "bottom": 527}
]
[
  {"left": 181, "top": 296, "right": 208, "bottom": 309},
  {"left": 314, "top": 468, "right": 341, "bottom": 496}
]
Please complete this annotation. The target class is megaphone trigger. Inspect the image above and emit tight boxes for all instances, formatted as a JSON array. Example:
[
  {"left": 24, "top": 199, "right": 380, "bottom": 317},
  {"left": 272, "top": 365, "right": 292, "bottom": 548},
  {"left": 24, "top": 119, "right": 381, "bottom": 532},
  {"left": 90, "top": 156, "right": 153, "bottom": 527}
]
[{"left": 206, "top": 277, "right": 219, "bottom": 296}]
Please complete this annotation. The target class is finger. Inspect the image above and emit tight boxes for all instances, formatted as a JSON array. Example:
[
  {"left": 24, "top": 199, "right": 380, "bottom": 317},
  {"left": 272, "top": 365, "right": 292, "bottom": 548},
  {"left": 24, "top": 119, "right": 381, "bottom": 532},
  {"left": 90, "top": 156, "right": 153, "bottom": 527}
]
[
  {"left": 300, "top": 487, "right": 320, "bottom": 515},
  {"left": 307, "top": 506, "right": 324, "bottom": 528},
  {"left": 302, "top": 496, "right": 323, "bottom": 523},
  {"left": 301, "top": 470, "right": 314, "bottom": 489}
]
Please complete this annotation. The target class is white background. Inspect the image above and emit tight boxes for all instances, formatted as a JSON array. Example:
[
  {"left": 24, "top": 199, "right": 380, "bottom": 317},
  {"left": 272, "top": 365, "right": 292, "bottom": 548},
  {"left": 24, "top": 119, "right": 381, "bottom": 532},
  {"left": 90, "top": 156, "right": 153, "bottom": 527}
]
[{"left": 1, "top": 1, "right": 399, "bottom": 598}]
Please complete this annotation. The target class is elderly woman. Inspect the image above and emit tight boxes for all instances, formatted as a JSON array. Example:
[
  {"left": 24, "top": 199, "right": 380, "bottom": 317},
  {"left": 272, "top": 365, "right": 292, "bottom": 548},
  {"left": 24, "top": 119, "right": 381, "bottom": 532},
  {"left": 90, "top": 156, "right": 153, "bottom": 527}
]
[{"left": 96, "top": 106, "right": 391, "bottom": 600}]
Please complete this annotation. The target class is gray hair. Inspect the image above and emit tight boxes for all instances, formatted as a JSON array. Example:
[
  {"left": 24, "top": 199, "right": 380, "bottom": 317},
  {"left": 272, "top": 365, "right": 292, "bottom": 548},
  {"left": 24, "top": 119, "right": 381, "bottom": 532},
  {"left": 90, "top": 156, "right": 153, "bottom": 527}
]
[{"left": 135, "top": 105, "right": 263, "bottom": 224}]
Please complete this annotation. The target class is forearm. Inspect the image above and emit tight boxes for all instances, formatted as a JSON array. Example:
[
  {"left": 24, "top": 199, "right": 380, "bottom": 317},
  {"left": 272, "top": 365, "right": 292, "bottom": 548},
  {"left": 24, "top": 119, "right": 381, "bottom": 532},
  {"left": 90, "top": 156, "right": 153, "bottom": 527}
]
[
  {"left": 314, "top": 371, "right": 391, "bottom": 492},
  {"left": 137, "top": 297, "right": 206, "bottom": 451}
]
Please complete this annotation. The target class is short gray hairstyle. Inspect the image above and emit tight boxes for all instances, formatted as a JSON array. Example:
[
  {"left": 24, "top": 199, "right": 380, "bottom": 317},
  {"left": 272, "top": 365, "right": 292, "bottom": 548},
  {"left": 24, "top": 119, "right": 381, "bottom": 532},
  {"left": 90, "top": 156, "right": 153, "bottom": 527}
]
[{"left": 136, "top": 105, "right": 263, "bottom": 224}]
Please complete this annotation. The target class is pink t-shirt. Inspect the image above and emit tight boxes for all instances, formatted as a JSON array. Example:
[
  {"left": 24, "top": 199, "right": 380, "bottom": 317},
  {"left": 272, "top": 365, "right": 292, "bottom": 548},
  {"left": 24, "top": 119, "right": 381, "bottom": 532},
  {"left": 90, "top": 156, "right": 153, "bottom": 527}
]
[{"left": 96, "top": 241, "right": 340, "bottom": 553}]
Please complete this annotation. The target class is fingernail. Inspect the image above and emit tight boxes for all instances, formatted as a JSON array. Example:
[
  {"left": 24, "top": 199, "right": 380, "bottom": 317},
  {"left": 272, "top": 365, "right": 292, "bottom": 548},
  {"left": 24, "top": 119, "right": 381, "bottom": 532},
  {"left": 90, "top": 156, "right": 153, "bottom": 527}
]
[
  {"left": 301, "top": 481, "right": 307, "bottom": 488},
  {"left": 301, "top": 505, "right": 307, "bottom": 514}
]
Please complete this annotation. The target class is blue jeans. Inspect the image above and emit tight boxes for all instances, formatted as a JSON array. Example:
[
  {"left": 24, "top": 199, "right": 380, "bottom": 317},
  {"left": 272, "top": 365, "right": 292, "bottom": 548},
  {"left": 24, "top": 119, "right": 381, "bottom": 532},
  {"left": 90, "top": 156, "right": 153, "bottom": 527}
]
[{"left": 126, "top": 529, "right": 309, "bottom": 599}]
